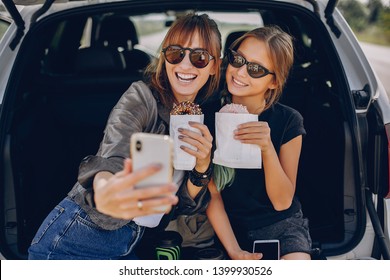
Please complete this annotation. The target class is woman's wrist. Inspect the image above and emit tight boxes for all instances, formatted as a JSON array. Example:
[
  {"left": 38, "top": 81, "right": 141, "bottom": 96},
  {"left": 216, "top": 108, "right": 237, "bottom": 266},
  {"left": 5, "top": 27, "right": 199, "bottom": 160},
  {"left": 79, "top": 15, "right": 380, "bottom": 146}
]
[
  {"left": 93, "top": 171, "right": 112, "bottom": 190},
  {"left": 260, "top": 142, "right": 275, "bottom": 156},
  {"left": 189, "top": 163, "right": 213, "bottom": 187},
  {"left": 227, "top": 246, "right": 243, "bottom": 260},
  {"left": 194, "top": 160, "right": 211, "bottom": 173}
]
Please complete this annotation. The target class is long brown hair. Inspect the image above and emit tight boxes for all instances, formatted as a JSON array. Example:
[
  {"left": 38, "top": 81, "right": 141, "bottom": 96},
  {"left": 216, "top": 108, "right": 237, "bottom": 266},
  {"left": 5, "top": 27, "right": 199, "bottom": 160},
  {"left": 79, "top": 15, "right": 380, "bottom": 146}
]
[
  {"left": 145, "top": 13, "right": 222, "bottom": 109},
  {"left": 228, "top": 25, "right": 294, "bottom": 110}
]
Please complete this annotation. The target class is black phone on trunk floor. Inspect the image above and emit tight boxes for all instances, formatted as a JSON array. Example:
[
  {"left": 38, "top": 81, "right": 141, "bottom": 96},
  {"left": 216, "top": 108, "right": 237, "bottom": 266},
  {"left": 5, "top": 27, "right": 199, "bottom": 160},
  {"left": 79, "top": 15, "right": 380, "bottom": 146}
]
[{"left": 252, "top": 240, "right": 280, "bottom": 260}]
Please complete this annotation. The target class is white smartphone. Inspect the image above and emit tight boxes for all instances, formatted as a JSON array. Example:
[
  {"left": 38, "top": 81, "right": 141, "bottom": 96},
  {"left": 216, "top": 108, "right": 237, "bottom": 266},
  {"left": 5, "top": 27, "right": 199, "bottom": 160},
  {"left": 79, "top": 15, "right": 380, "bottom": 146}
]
[
  {"left": 130, "top": 133, "right": 173, "bottom": 189},
  {"left": 253, "top": 239, "right": 280, "bottom": 260}
]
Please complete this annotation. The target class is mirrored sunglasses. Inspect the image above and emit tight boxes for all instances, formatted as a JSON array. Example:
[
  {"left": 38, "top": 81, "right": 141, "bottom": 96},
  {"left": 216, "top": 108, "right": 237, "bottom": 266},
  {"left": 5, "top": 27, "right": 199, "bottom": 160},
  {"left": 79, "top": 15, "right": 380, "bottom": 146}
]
[
  {"left": 227, "top": 49, "right": 275, "bottom": 78},
  {"left": 162, "top": 45, "right": 214, "bottom": 69}
]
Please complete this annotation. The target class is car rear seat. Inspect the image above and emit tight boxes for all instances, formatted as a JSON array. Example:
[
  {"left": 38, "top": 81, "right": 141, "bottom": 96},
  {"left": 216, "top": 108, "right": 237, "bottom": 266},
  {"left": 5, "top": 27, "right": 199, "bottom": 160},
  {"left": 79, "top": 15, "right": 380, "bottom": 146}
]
[
  {"left": 96, "top": 15, "right": 152, "bottom": 74},
  {"left": 274, "top": 16, "right": 346, "bottom": 245}
]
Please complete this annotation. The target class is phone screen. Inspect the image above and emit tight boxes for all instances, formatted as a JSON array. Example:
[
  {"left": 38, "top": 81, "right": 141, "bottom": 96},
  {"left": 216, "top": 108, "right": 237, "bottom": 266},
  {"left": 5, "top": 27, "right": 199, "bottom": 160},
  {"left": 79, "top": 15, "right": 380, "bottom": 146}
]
[{"left": 253, "top": 240, "right": 280, "bottom": 260}]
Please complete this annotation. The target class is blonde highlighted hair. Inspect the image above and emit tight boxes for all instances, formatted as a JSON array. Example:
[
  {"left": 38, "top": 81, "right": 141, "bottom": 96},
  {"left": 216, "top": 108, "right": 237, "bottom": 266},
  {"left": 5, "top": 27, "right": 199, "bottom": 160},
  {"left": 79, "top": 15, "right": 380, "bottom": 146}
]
[
  {"left": 215, "top": 26, "right": 294, "bottom": 191},
  {"left": 227, "top": 25, "right": 294, "bottom": 110}
]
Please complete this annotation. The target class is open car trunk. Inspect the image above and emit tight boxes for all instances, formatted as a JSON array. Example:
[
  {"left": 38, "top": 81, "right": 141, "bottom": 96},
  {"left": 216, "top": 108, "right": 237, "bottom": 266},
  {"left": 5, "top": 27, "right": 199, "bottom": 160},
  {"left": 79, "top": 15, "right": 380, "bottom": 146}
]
[{"left": 0, "top": 0, "right": 388, "bottom": 259}]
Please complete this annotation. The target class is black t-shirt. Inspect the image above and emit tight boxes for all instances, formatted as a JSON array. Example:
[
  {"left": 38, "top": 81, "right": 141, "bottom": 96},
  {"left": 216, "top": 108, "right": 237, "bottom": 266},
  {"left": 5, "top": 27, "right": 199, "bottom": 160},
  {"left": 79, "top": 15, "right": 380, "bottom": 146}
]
[{"left": 221, "top": 102, "right": 306, "bottom": 231}]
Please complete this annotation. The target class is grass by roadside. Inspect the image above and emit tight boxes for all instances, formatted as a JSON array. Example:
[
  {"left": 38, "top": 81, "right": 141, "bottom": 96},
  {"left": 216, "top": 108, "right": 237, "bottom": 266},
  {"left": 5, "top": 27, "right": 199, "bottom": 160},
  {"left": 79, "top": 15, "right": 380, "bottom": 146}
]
[{"left": 355, "top": 25, "right": 390, "bottom": 46}]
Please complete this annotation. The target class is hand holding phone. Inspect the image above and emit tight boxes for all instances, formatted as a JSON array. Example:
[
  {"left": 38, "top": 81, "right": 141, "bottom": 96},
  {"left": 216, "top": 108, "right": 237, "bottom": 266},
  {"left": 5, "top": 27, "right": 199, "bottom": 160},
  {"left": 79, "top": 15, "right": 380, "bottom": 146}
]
[
  {"left": 130, "top": 133, "right": 173, "bottom": 189},
  {"left": 253, "top": 240, "right": 280, "bottom": 260},
  {"left": 130, "top": 133, "right": 177, "bottom": 225}
]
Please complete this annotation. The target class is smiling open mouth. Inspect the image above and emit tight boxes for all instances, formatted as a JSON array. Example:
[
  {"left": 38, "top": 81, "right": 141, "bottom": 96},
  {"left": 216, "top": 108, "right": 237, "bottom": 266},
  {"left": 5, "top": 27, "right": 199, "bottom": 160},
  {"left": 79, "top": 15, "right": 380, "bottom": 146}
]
[
  {"left": 176, "top": 73, "right": 197, "bottom": 83},
  {"left": 232, "top": 77, "right": 247, "bottom": 86}
]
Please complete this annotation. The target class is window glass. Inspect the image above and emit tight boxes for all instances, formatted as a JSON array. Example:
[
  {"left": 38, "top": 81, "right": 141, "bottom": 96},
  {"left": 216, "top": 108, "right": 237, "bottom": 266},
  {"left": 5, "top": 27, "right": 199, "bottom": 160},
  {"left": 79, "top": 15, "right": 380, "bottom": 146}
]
[
  {"left": 132, "top": 11, "right": 262, "bottom": 55},
  {"left": 0, "top": 19, "right": 11, "bottom": 41}
]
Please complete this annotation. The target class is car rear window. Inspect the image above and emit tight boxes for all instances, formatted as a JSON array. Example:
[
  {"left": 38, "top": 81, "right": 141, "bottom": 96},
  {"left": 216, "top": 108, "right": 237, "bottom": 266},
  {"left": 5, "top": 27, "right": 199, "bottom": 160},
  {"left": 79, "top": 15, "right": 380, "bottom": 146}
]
[{"left": 0, "top": 18, "right": 11, "bottom": 41}]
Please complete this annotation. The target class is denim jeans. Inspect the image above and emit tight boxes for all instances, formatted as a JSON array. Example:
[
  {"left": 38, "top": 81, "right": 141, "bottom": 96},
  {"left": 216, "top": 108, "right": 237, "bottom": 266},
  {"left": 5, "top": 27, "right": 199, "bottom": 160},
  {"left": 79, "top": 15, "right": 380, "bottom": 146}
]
[{"left": 28, "top": 197, "right": 144, "bottom": 260}]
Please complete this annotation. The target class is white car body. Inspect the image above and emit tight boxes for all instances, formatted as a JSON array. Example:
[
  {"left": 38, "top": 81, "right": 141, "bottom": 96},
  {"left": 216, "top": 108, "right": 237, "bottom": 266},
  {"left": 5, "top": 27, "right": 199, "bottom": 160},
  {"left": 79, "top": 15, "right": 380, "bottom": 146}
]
[{"left": 0, "top": 0, "right": 389, "bottom": 260}]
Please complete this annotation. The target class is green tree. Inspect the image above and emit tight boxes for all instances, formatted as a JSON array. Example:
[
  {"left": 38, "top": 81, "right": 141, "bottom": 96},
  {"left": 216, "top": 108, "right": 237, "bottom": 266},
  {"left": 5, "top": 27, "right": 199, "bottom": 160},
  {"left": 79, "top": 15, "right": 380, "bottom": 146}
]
[
  {"left": 368, "top": 0, "right": 383, "bottom": 23},
  {"left": 338, "top": 0, "right": 369, "bottom": 32},
  {"left": 379, "top": 6, "right": 390, "bottom": 43}
]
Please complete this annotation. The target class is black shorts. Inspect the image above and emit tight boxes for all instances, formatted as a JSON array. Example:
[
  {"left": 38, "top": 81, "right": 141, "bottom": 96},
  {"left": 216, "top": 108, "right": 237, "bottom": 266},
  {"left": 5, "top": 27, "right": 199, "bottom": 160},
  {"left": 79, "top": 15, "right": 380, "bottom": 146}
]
[{"left": 237, "top": 210, "right": 312, "bottom": 257}]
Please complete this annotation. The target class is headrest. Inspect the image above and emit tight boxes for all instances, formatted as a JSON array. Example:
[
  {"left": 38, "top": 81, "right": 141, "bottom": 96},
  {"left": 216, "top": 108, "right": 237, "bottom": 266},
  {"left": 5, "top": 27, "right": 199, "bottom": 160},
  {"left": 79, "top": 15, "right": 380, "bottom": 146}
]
[
  {"left": 75, "top": 47, "right": 126, "bottom": 74},
  {"left": 98, "top": 16, "right": 139, "bottom": 49},
  {"left": 224, "top": 31, "right": 246, "bottom": 51},
  {"left": 124, "top": 49, "right": 152, "bottom": 72}
]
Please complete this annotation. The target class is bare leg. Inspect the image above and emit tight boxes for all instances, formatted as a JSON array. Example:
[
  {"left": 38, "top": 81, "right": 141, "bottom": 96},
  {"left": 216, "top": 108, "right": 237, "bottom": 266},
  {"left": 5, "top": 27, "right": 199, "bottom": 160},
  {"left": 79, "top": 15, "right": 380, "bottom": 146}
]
[{"left": 281, "top": 252, "right": 311, "bottom": 260}]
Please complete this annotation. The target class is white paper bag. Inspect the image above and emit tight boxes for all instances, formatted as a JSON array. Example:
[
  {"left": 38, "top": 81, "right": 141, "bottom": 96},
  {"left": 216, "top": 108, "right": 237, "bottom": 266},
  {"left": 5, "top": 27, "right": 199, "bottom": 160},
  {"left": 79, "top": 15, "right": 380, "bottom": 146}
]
[
  {"left": 213, "top": 112, "right": 262, "bottom": 169},
  {"left": 169, "top": 114, "right": 204, "bottom": 170}
]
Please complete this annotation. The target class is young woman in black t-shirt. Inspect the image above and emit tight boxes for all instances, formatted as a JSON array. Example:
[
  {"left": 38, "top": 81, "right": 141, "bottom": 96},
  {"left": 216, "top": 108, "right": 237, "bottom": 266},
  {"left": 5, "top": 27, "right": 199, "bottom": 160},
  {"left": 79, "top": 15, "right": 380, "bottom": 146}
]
[{"left": 207, "top": 26, "right": 312, "bottom": 260}]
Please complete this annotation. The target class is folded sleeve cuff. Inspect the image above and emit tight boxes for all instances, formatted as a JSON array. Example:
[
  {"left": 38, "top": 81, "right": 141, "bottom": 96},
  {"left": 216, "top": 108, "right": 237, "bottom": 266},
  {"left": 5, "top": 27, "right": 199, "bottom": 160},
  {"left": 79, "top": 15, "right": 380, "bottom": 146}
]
[
  {"left": 77, "top": 155, "right": 124, "bottom": 189},
  {"left": 175, "top": 173, "right": 211, "bottom": 216}
]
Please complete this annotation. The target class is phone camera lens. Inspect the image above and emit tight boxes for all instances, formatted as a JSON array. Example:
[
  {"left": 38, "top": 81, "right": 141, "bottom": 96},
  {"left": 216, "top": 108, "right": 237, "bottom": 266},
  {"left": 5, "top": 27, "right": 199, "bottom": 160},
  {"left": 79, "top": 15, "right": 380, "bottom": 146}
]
[{"left": 136, "top": 140, "right": 142, "bottom": 152}]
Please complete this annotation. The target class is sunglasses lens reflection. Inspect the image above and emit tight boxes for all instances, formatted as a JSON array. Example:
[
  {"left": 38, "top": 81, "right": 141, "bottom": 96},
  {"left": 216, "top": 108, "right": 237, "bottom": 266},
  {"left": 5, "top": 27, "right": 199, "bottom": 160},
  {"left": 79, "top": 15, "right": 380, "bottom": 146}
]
[
  {"left": 228, "top": 50, "right": 243, "bottom": 68},
  {"left": 164, "top": 47, "right": 184, "bottom": 64},
  {"left": 163, "top": 46, "right": 212, "bottom": 68},
  {"left": 247, "top": 63, "right": 266, "bottom": 78},
  {"left": 190, "top": 50, "right": 209, "bottom": 68},
  {"left": 227, "top": 49, "right": 270, "bottom": 78}
]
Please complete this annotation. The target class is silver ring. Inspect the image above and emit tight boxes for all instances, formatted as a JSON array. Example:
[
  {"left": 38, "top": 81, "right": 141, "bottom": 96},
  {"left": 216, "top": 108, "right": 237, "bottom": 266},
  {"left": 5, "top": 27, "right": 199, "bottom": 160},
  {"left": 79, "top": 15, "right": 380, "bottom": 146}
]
[{"left": 137, "top": 200, "right": 143, "bottom": 210}]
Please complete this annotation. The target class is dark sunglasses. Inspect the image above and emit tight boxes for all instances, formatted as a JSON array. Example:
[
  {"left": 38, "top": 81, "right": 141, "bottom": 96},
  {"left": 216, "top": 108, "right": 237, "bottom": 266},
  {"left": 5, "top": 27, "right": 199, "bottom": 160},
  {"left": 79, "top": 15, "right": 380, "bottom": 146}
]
[
  {"left": 162, "top": 45, "right": 215, "bottom": 69},
  {"left": 227, "top": 49, "right": 275, "bottom": 78}
]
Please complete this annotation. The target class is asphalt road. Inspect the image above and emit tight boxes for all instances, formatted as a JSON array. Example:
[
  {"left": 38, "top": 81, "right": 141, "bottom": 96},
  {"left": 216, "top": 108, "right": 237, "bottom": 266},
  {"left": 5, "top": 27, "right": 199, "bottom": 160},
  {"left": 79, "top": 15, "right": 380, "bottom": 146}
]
[{"left": 360, "top": 42, "right": 390, "bottom": 99}]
